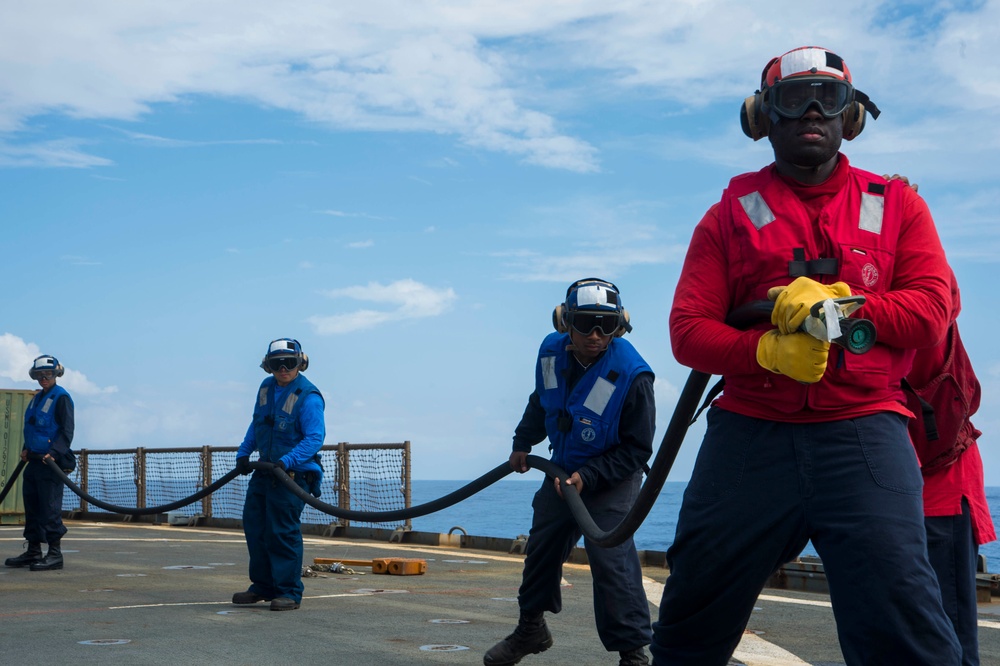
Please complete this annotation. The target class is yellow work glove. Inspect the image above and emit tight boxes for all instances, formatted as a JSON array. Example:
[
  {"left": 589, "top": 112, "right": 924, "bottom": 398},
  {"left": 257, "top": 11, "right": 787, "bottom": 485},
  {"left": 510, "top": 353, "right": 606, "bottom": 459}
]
[
  {"left": 756, "top": 330, "right": 831, "bottom": 384},
  {"left": 766, "top": 277, "right": 852, "bottom": 335}
]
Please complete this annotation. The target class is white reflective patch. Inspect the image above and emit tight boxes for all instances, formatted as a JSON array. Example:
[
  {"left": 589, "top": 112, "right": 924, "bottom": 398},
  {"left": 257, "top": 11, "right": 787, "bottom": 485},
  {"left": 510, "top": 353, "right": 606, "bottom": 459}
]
[
  {"left": 269, "top": 340, "right": 294, "bottom": 354},
  {"left": 258, "top": 387, "right": 269, "bottom": 407},
  {"left": 283, "top": 392, "right": 299, "bottom": 414},
  {"left": 541, "top": 356, "right": 558, "bottom": 390},
  {"left": 738, "top": 192, "right": 776, "bottom": 230},
  {"left": 859, "top": 192, "right": 884, "bottom": 234},
  {"left": 582, "top": 376, "right": 616, "bottom": 416},
  {"left": 574, "top": 284, "right": 610, "bottom": 308},
  {"left": 780, "top": 47, "right": 843, "bottom": 81},
  {"left": 41, "top": 397, "right": 54, "bottom": 414}
]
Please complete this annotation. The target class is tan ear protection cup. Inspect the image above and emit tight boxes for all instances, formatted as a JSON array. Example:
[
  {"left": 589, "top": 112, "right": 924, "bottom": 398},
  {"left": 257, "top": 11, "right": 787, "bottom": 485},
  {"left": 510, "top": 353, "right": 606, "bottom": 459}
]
[
  {"left": 552, "top": 305, "right": 568, "bottom": 333},
  {"left": 260, "top": 356, "right": 272, "bottom": 374},
  {"left": 841, "top": 101, "right": 866, "bottom": 141},
  {"left": 740, "top": 94, "right": 769, "bottom": 141}
]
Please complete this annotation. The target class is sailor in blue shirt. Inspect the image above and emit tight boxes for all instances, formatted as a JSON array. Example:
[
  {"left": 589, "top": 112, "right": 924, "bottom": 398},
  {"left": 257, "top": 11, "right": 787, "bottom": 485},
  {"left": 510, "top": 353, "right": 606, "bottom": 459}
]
[
  {"left": 232, "top": 338, "right": 325, "bottom": 611},
  {"left": 5, "top": 355, "right": 75, "bottom": 572},
  {"left": 485, "top": 279, "right": 656, "bottom": 666}
]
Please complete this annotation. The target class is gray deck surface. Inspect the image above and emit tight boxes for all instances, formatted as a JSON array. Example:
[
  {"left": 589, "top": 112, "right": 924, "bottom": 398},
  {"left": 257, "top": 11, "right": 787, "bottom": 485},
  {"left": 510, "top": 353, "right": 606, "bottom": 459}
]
[{"left": 1, "top": 521, "right": 998, "bottom": 665}]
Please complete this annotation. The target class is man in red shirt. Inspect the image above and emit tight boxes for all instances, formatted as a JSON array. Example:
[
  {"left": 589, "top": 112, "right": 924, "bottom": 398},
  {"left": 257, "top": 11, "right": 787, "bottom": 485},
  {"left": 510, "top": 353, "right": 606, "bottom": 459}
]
[
  {"left": 907, "top": 269, "right": 996, "bottom": 666},
  {"left": 649, "top": 47, "right": 962, "bottom": 665}
]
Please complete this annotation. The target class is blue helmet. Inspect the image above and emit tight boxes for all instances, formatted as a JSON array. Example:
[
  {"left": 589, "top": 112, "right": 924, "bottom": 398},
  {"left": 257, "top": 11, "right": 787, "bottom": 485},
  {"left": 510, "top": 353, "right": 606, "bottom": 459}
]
[
  {"left": 554, "top": 278, "right": 632, "bottom": 337},
  {"left": 29, "top": 354, "right": 64, "bottom": 380},
  {"left": 260, "top": 338, "right": 309, "bottom": 374}
]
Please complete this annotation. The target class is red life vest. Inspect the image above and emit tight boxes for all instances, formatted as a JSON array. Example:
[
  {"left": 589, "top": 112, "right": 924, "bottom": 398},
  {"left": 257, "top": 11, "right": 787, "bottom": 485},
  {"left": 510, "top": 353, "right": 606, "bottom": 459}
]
[
  {"left": 716, "top": 164, "right": 914, "bottom": 416},
  {"left": 904, "top": 317, "right": 982, "bottom": 473}
]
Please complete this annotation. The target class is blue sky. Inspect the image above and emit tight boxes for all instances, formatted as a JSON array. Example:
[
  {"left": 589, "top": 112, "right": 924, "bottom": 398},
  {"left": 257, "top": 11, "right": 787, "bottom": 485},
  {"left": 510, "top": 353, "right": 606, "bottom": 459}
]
[{"left": 1, "top": 1, "right": 998, "bottom": 484}]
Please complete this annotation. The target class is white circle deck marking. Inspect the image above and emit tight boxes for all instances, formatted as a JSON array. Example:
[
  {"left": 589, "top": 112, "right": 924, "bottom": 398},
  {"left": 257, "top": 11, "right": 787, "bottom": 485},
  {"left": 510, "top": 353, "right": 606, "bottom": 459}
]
[
  {"left": 162, "top": 565, "right": 213, "bottom": 570},
  {"left": 430, "top": 619, "right": 470, "bottom": 624},
  {"left": 420, "top": 645, "right": 469, "bottom": 651},
  {"left": 217, "top": 609, "right": 264, "bottom": 615},
  {"left": 78, "top": 639, "right": 131, "bottom": 646},
  {"left": 116, "top": 573, "right": 147, "bottom": 577},
  {"left": 350, "top": 588, "right": 408, "bottom": 594}
]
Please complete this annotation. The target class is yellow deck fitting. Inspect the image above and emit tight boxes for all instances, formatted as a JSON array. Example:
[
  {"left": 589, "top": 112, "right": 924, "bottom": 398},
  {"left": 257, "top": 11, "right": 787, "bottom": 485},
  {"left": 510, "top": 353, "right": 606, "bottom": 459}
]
[{"left": 313, "top": 556, "right": 427, "bottom": 576}]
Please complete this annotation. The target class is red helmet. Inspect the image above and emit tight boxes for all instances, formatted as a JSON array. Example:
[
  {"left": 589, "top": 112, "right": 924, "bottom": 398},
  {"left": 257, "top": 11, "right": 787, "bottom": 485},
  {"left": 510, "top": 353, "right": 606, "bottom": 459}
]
[
  {"left": 762, "top": 46, "right": 852, "bottom": 88},
  {"left": 760, "top": 46, "right": 878, "bottom": 124}
]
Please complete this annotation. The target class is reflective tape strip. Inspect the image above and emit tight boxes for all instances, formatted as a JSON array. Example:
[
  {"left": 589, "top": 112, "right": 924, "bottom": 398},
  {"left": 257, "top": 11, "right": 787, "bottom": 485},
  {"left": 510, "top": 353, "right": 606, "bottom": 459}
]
[
  {"left": 541, "top": 356, "right": 558, "bottom": 390},
  {"left": 859, "top": 192, "right": 884, "bottom": 234},
  {"left": 738, "top": 192, "right": 776, "bottom": 230},
  {"left": 582, "top": 376, "right": 616, "bottom": 416},
  {"left": 282, "top": 392, "right": 299, "bottom": 414},
  {"left": 41, "top": 397, "right": 55, "bottom": 413},
  {"left": 258, "top": 387, "right": 268, "bottom": 407}
]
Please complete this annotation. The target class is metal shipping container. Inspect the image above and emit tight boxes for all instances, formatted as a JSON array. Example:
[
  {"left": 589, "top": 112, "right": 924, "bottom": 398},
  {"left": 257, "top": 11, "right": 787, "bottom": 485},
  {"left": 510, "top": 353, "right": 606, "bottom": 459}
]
[{"left": 1, "top": 389, "right": 36, "bottom": 524}]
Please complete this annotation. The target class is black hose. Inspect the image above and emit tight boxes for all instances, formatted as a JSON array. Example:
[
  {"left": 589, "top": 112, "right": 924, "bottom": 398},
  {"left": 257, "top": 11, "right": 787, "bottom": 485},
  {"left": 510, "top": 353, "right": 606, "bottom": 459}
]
[
  {"left": 258, "top": 366, "right": 712, "bottom": 549},
  {"left": 0, "top": 459, "right": 26, "bottom": 505},
  {"left": 47, "top": 458, "right": 240, "bottom": 516},
  {"left": 537, "top": 369, "right": 714, "bottom": 547},
  {"left": 252, "top": 460, "right": 516, "bottom": 521}
]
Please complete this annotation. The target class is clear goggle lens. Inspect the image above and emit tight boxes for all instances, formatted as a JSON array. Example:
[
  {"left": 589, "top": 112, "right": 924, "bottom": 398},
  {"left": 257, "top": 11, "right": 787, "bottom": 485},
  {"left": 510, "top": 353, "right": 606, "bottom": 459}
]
[
  {"left": 769, "top": 79, "right": 853, "bottom": 119},
  {"left": 266, "top": 356, "right": 299, "bottom": 372},
  {"left": 568, "top": 312, "right": 620, "bottom": 336}
]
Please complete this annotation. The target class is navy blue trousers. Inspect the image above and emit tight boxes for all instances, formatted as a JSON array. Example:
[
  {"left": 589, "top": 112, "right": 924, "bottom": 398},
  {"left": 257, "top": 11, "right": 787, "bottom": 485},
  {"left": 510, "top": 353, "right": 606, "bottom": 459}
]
[
  {"left": 21, "top": 459, "right": 68, "bottom": 544},
  {"left": 926, "top": 499, "right": 980, "bottom": 666},
  {"left": 650, "top": 409, "right": 961, "bottom": 666},
  {"left": 242, "top": 471, "right": 308, "bottom": 603},
  {"left": 518, "top": 472, "right": 652, "bottom": 652}
]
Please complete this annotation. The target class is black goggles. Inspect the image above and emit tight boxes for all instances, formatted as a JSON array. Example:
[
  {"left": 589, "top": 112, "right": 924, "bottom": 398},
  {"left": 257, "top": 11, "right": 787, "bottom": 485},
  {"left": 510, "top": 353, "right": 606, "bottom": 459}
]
[
  {"left": 768, "top": 79, "right": 853, "bottom": 119},
  {"left": 34, "top": 371, "right": 56, "bottom": 380},
  {"left": 265, "top": 356, "right": 299, "bottom": 373},
  {"left": 568, "top": 312, "right": 620, "bottom": 336}
]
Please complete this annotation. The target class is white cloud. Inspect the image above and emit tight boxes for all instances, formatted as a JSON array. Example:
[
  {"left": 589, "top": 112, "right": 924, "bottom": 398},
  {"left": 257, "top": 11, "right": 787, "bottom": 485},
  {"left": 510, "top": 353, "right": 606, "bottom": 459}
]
[
  {"left": 0, "top": 333, "right": 117, "bottom": 396},
  {"left": 346, "top": 240, "right": 375, "bottom": 249},
  {"left": 308, "top": 278, "right": 457, "bottom": 334},
  {"left": 0, "top": 139, "right": 114, "bottom": 169},
  {"left": 318, "top": 209, "right": 388, "bottom": 221},
  {"left": 0, "top": 1, "right": 608, "bottom": 172},
  {"left": 489, "top": 196, "right": 688, "bottom": 282},
  {"left": 2, "top": 2, "right": 999, "bottom": 175}
]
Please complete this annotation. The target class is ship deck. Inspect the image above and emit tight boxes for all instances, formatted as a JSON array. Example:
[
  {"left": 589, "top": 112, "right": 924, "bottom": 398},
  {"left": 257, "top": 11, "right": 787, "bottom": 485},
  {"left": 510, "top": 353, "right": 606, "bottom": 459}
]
[{"left": 1, "top": 520, "right": 998, "bottom": 665}]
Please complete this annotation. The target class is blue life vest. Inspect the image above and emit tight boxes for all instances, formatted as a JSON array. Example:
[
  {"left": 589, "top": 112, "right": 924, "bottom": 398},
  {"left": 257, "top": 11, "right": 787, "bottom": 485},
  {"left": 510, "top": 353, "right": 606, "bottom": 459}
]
[
  {"left": 252, "top": 374, "right": 323, "bottom": 474},
  {"left": 535, "top": 332, "right": 652, "bottom": 473},
  {"left": 24, "top": 385, "right": 72, "bottom": 455}
]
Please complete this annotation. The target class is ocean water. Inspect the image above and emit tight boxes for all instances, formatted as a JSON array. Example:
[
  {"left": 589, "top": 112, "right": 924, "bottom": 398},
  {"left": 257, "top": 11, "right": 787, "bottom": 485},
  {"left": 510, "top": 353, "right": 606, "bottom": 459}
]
[{"left": 410, "top": 478, "right": 1000, "bottom": 567}]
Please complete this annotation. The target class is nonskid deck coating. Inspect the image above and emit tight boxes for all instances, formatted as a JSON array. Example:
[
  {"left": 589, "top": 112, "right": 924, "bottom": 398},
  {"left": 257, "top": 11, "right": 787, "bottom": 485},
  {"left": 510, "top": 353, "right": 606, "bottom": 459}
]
[{"left": 1, "top": 521, "right": 997, "bottom": 665}]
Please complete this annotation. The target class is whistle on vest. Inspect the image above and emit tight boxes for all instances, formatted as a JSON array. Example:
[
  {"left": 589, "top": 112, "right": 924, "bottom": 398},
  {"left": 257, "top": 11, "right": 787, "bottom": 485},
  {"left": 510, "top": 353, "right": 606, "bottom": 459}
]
[{"left": 801, "top": 296, "right": 876, "bottom": 355}]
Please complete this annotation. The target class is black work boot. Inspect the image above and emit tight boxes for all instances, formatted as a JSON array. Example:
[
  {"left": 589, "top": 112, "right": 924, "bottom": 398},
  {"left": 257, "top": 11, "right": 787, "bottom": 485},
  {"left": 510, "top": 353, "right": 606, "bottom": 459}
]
[
  {"left": 483, "top": 611, "right": 553, "bottom": 665},
  {"left": 5, "top": 542, "right": 43, "bottom": 567},
  {"left": 29, "top": 539, "right": 63, "bottom": 571},
  {"left": 232, "top": 590, "right": 270, "bottom": 605},
  {"left": 619, "top": 646, "right": 650, "bottom": 665}
]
